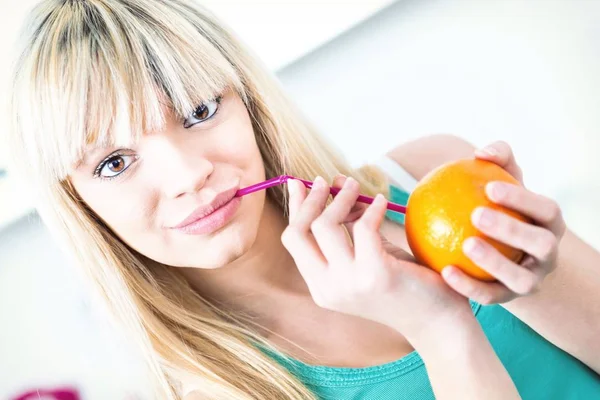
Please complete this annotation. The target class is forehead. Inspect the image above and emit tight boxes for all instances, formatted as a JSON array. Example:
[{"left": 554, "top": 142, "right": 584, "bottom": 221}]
[
  {"left": 74, "top": 88, "right": 236, "bottom": 170},
  {"left": 19, "top": 0, "right": 247, "bottom": 182}
]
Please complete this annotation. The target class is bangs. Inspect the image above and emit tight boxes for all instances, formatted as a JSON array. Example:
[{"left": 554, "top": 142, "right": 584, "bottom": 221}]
[{"left": 12, "top": 0, "right": 244, "bottom": 181}]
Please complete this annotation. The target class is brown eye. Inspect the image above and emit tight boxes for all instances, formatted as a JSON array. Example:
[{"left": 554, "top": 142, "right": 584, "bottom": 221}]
[
  {"left": 95, "top": 153, "right": 138, "bottom": 179},
  {"left": 184, "top": 96, "right": 222, "bottom": 128},
  {"left": 107, "top": 157, "right": 125, "bottom": 173},
  {"left": 193, "top": 105, "right": 209, "bottom": 120}
]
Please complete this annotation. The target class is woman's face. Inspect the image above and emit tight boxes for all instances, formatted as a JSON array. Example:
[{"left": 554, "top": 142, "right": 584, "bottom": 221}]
[{"left": 69, "top": 89, "right": 268, "bottom": 268}]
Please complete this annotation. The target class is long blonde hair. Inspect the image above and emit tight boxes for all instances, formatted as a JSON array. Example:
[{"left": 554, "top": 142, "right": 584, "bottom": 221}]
[{"left": 8, "top": 0, "right": 390, "bottom": 398}]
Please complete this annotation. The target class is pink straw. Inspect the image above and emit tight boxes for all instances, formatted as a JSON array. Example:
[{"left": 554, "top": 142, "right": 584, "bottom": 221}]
[{"left": 235, "top": 175, "right": 406, "bottom": 214}]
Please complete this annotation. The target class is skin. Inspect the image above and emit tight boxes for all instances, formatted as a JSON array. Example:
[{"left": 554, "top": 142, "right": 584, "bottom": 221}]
[
  {"left": 69, "top": 87, "right": 596, "bottom": 397},
  {"left": 387, "top": 134, "right": 600, "bottom": 374},
  {"left": 71, "top": 89, "right": 269, "bottom": 272},
  {"left": 283, "top": 175, "right": 519, "bottom": 399}
]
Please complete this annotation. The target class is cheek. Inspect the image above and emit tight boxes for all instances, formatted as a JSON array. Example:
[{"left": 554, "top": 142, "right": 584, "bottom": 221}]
[
  {"left": 211, "top": 100, "right": 264, "bottom": 171},
  {"left": 78, "top": 183, "right": 158, "bottom": 236}
]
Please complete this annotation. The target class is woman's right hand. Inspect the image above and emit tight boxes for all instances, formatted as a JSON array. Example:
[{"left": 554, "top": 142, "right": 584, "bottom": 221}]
[
  {"left": 282, "top": 175, "right": 521, "bottom": 400},
  {"left": 281, "top": 174, "right": 474, "bottom": 343}
]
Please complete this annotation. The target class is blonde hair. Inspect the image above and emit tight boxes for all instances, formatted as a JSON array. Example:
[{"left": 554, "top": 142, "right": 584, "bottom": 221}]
[{"left": 8, "top": 0, "right": 390, "bottom": 398}]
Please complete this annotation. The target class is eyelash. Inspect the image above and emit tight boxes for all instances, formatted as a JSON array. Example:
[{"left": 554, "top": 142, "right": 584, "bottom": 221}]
[
  {"left": 93, "top": 96, "right": 223, "bottom": 181},
  {"left": 93, "top": 151, "right": 138, "bottom": 181},
  {"left": 183, "top": 95, "right": 223, "bottom": 129}
]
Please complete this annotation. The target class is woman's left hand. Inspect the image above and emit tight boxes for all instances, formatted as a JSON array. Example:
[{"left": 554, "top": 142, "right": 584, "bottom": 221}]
[{"left": 441, "top": 141, "right": 567, "bottom": 304}]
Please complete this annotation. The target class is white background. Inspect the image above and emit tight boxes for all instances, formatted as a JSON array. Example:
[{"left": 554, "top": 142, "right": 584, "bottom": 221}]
[
  {"left": 0, "top": 0, "right": 395, "bottom": 229},
  {"left": 1, "top": 0, "right": 600, "bottom": 398}
]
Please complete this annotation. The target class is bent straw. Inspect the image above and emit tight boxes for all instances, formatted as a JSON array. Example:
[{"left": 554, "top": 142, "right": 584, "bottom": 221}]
[{"left": 235, "top": 175, "right": 406, "bottom": 214}]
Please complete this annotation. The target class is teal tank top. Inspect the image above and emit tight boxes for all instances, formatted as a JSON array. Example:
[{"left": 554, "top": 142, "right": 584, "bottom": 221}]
[{"left": 265, "top": 184, "right": 600, "bottom": 400}]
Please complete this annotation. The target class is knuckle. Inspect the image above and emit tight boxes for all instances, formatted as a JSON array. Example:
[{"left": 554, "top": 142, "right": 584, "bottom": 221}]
[
  {"left": 493, "top": 140, "right": 513, "bottom": 158},
  {"left": 474, "top": 290, "right": 495, "bottom": 305},
  {"left": 505, "top": 218, "right": 521, "bottom": 240},
  {"left": 311, "top": 293, "right": 328, "bottom": 309},
  {"left": 515, "top": 165, "right": 523, "bottom": 177},
  {"left": 536, "top": 231, "right": 557, "bottom": 259},
  {"left": 556, "top": 218, "right": 567, "bottom": 237},
  {"left": 545, "top": 200, "right": 562, "bottom": 223},
  {"left": 496, "top": 140, "right": 510, "bottom": 149},
  {"left": 466, "top": 281, "right": 493, "bottom": 304},
  {"left": 529, "top": 281, "right": 541, "bottom": 294},
  {"left": 514, "top": 273, "right": 538, "bottom": 295},
  {"left": 315, "top": 293, "right": 341, "bottom": 311},
  {"left": 355, "top": 276, "right": 379, "bottom": 295},
  {"left": 280, "top": 227, "right": 299, "bottom": 246},
  {"left": 491, "top": 258, "right": 507, "bottom": 275}
]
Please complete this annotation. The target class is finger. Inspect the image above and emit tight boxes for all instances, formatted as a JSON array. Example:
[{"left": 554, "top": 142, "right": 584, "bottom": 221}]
[
  {"left": 282, "top": 177, "right": 329, "bottom": 268},
  {"left": 281, "top": 225, "right": 326, "bottom": 285},
  {"left": 311, "top": 176, "right": 360, "bottom": 262},
  {"left": 472, "top": 206, "right": 559, "bottom": 263},
  {"left": 484, "top": 182, "right": 566, "bottom": 237},
  {"left": 292, "top": 176, "right": 331, "bottom": 229},
  {"left": 345, "top": 201, "right": 368, "bottom": 224},
  {"left": 462, "top": 237, "right": 541, "bottom": 296},
  {"left": 287, "top": 178, "right": 307, "bottom": 222},
  {"left": 332, "top": 174, "right": 367, "bottom": 223},
  {"left": 441, "top": 266, "right": 516, "bottom": 304},
  {"left": 331, "top": 174, "right": 347, "bottom": 191},
  {"left": 353, "top": 194, "right": 388, "bottom": 262},
  {"left": 474, "top": 141, "right": 524, "bottom": 183}
]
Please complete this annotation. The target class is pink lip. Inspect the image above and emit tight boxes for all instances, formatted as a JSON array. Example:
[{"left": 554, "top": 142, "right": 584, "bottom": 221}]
[{"left": 171, "top": 186, "right": 240, "bottom": 229}]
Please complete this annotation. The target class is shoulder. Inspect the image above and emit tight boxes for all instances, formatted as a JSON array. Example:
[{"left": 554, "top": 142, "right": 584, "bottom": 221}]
[
  {"left": 378, "top": 134, "right": 478, "bottom": 249},
  {"left": 385, "top": 134, "right": 477, "bottom": 181}
]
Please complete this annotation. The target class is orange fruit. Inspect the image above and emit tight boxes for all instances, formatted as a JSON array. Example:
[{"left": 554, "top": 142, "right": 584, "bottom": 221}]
[{"left": 405, "top": 158, "right": 529, "bottom": 281}]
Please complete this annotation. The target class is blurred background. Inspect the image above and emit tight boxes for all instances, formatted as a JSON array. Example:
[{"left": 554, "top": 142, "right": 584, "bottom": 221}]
[{"left": 1, "top": 0, "right": 599, "bottom": 398}]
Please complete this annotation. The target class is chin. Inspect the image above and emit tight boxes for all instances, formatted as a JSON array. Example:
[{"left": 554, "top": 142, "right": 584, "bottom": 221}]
[
  {"left": 186, "top": 236, "right": 256, "bottom": 269},
  {"left": 174, "top": 213, "right": 262, "bottom": 269},
  {"left": 158, "top": 190, "right": 266, "bottom": 269}
]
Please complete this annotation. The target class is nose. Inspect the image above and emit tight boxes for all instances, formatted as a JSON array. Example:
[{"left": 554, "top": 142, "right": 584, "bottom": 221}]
[{"left": 146, "top": 136, "right": 214, "bottom": 199}]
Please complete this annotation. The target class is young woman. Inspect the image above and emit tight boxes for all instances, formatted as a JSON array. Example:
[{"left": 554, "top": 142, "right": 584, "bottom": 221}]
[{"left": 8, "top": 0, "right": 600, "bottom": 399}]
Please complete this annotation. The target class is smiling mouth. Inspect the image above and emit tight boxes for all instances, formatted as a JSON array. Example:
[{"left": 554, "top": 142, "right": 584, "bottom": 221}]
[{"left": 170, "top": 186, "right": 241, "bottom": 233}]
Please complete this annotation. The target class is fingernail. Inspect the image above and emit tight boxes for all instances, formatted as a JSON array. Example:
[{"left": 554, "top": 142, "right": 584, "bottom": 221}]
[
  {"left": 287, "top": 179, "right": 297, "bottom": 195},
  {"left": 477, "top": 145, "right": 499, "bottom": 157},
  {"left": 442, "top": 266, "right": 457, "bottom": 283},
  {"left": 343, "top": 176, "right": 357, "bottom": 189},
  {"left": 486, "top": 182, "right": 507, "bottom": 201},
  {"left": 374, "top": 193, "right": 386, "bottom": 205},
  {"left": 473, "top": 207, "right": 495, "bottom": 228},
  {"left": 313, "top": 176, "right": 325, "bottom": 189},
  {"left": 333, "top": 173, "right": 346, "bottom": 185},
  {"left": 464, "top": 237, "right": 485, "bottom": 259}
]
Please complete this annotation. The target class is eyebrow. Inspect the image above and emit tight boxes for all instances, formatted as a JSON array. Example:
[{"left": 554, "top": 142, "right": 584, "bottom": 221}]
[{"left": 74, "top": 147, "right": 106, "bottom": 169}]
